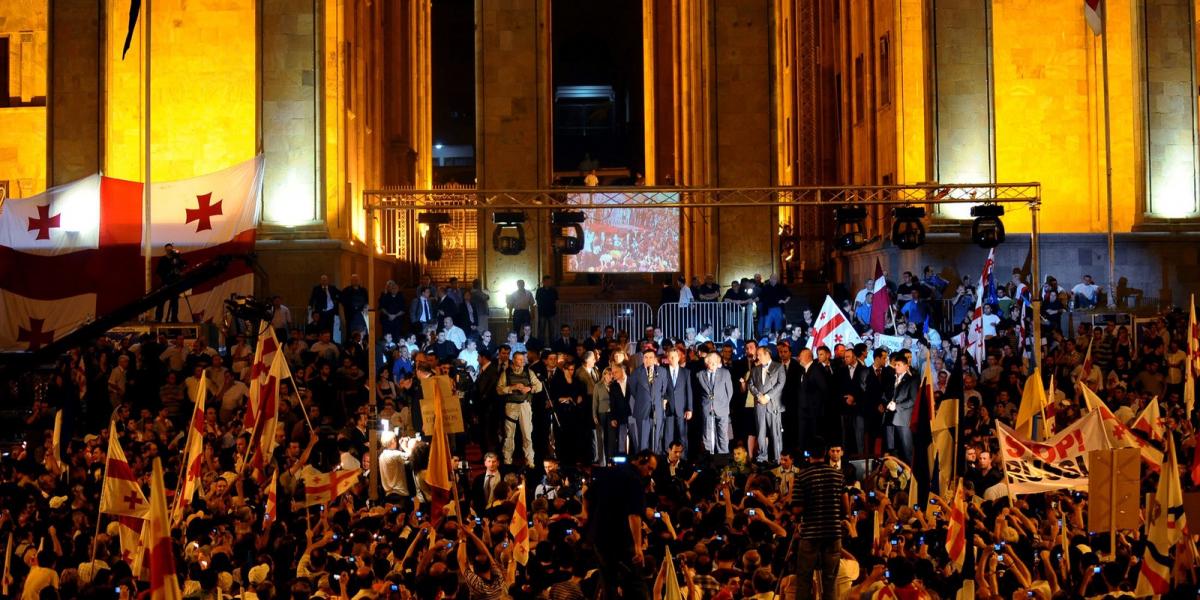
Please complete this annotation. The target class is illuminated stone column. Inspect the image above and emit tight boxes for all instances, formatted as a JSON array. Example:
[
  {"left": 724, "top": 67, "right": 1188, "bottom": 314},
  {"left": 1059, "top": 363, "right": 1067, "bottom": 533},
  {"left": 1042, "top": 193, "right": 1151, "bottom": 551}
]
[
  {"left": 931, "top": 0, "right": 994, "bottom": 220},
  {"left": 48, "top": 0, "right": 100, "bottom": 185},
  {"left": 712, "top": 0, "right": 775, "bottom": 281},
  {"left": 260, "top": 0, "right": 320, "bottom": 228},
  {"left": 1141, "top": 0, "right": 1199, "bottom": 219},
  {"left": 476, "top": 0, "right": 552, "bottom": 298}
]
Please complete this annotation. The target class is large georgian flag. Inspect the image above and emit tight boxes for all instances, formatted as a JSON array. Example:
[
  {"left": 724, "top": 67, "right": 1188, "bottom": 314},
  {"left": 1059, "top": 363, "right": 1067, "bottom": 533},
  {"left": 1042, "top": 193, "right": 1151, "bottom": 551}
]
[
  {"left": 0, "top": 157, "right": 264, "bottom": 351},
  {"left": 807, "top": 295, "right": 861, "bottom": 350}
]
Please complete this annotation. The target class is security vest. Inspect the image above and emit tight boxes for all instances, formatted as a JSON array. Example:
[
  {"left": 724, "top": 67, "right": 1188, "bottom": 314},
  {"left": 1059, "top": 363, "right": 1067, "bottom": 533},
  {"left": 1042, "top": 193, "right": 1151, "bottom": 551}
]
[{"left": 505, "top": 367, "right": 533, "bottom": 404}]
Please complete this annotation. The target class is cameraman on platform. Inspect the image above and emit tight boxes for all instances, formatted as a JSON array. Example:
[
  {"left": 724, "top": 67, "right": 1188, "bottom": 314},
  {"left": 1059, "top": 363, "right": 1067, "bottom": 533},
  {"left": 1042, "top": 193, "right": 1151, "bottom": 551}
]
[{"left": 155, "top": 243, "right": 187, "bottom": 322}]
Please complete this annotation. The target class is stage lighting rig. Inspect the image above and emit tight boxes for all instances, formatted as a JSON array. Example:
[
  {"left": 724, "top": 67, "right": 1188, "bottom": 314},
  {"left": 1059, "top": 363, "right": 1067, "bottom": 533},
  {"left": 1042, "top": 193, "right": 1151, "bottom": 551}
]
[
  {"left": 551, "top": 210, "right": 586, "bottom": 255},
  {"left": 891, "top": 206, "right": 926, "bottom": 250},
  {"left": 834, "top": 205, "right": 869, "bottom": 251},
  {"left": 492, "top": 211, "right": 527, "bottom": 256},
  {"left": 970, "top": 204, "right": 1006, "bottom": 248},
  {"left": 417, "top": 212, "right": 451, "bottom": 261}
]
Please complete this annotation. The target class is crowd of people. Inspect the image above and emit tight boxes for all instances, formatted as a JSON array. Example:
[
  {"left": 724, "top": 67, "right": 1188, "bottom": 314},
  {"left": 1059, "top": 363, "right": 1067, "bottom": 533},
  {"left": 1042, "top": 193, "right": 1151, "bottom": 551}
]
[{"left": 1, "top": 263, "right": 1197, "bottom": 600}]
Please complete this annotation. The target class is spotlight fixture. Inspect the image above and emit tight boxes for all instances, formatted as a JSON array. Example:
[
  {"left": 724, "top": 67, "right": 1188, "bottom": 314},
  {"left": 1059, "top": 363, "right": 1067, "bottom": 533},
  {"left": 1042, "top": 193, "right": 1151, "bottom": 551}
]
[
  {"left": 417, "top": 212, "right": 451, "bottom": 261},
  {"left": 970, "top": 204, "right": 1006, "bottom": 248},
  {"left": 551, "top": 210, "right": 586, "bottom": 255},
  {"left": 891, "top": 206, "right": 926, "bottom": 250},
  {"left": 492, "top": 211, "right": 527, "bottom": 256},
  {"left": 834, "top": 205, "right": 869, "bottom": 251}
]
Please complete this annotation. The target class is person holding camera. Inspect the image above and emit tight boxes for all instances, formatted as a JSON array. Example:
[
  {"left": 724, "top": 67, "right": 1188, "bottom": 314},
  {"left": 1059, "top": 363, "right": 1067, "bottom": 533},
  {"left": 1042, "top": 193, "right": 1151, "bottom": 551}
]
[{"left": 155, "top": 243, "right": 187, "bottom": 322}]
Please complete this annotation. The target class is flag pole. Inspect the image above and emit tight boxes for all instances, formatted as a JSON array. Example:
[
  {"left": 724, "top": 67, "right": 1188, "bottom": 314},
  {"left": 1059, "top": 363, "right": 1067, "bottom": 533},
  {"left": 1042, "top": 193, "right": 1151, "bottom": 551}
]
[
  {"left": 142, "top": 0, "right": 153, "bottom": 297},
  {"left": 1099, "top": 0, "right": 1117, "bottom": 309}
]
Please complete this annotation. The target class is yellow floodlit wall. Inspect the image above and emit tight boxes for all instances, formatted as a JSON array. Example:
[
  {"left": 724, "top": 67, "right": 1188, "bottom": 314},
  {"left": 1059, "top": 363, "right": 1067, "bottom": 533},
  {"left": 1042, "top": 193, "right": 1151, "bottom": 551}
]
[{"left": 104, "top": 0, "right": 257, "bottom": 182}]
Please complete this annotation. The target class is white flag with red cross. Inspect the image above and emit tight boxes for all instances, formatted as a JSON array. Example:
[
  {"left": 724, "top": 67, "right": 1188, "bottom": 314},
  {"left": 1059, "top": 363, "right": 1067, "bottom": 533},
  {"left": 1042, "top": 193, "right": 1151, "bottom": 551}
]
[
  {"left": 100, "top": 428, "right": 150, "bottom": 520},
  {"left": 0, "top": 157, "right": 263, "bottom": 350},
  {"left": 807, "top": 295, "right": 861, "bottom": 350},
  {"left": 244, "top": 326, "right": 282, "bottom": 433},
  {"left": 303, "top": 468, "right": 362, "bottom": 507},
  {"left": 0, "top": 289, "right": 97, "bottom": 352},
  {"left": 171, "top": 378, "right": 208, "bottom": 525},
  {"left": 965, "top": 248, "right": 995, "bottom": 367}
]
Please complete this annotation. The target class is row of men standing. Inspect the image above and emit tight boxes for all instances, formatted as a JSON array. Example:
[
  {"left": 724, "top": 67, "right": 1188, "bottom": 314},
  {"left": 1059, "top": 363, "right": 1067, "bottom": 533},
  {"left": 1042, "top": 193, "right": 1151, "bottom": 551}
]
[{"left": 599, "top": 341, "right": 920, "bottom": 465}]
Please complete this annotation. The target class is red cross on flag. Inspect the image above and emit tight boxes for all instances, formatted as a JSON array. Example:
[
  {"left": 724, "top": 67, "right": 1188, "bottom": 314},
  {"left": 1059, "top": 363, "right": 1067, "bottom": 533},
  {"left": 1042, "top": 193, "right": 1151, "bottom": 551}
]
[
  {"left": 244, "top": 326, "right": 282, "bottom": 433},
  {"left": 0, "top": 289, "right": 97, "bottom": 352},
  {"left": 100, "top": 426, "right": 150, "bottom": 520},
  {"left": 509, "top": 484, "right": 529, "bottom": 566},
  {"left": 244, "top": 341, "right": 284, "bottom": 481},
  {"left": 116, "top": 516, "right": 147, "bottom": 578},
  {"left": 965, "top": 248, "right": 995, "bottom": 367},
  {"left": 807, "top": 295, "right": 861, "bottom": 350},
  {"left": 148, "top": 458, "right": 183, "bottom": 600},
  {"left": 0, "top": 157, "right": 263, "bottom": 352},
  {"left": 172, "top": 377, "right": 208, "bottom": 526},
  {"left": 303, "top": 468, "right": 362, "bottom": 507},
  {"left": 1131, "top": 396, "right": 1165, "bottom": 443},
  {"left": 264, "top": 471, "right": 278, "bottom": 525}
]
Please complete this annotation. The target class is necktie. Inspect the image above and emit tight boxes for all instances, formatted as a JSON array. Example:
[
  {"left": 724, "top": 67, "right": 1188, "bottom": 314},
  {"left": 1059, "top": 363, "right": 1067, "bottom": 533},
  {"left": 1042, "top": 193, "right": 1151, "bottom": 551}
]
[
  {"left": 422, "top": 299, "right": 429, "bottom": 321},
  {"left": 648, "top": 368, "right": 654, "bottom": 384},
  {"left": 709, "top": 371, "right": 714, "bottom": 386},
  {"left": 485, "top": 474, "right": 495, "bottom": 503},
  {"left": 671, "top": 367, "right": 677, "bottom": 383},
  {"left": 324, "top": 287, "right": 332, "bottom": 310}
]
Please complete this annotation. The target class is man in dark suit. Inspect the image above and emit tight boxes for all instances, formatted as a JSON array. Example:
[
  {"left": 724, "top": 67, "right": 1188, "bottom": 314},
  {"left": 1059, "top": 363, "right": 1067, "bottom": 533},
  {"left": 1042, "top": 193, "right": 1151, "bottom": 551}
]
[
  {"left": 475, "top": 353, "right": 503, "bottom": 452},
  {"left": 695, "top": 352, "right": 733, "bottom": 455},
  {"left": 775, "top": 341, "right": 804, "bottom": 449},
  {"left": 838, "top": 343, "right": 877, "bottom": 456},
  {"left": 871, "top": 348, "right": 895, "bottom": 457},
  {"left": 550, "top": 324, "right": 578, "bottom": 355},
  {"left": 308, "top": 274, "right": 341, "bottom": 334},
  {"left": 626, "top": 348, "right": 667, "bottom": 453},
  {"left": 341, "top": 273, "right": 369, "bottom": 339},
  {"left": 795, "top": 348, "right": 829, "bottom": 456},
  {"left": 409, "top": 286, "right": 436, "bottom": 331},
  {"left": 748, "top": 346, "right": 786, "bottom": 464},
  {"left": 471, "top": 452, "right": 504, "bottom": 514},
  {"left": 660, "top": 348, "right": 693, "bottom": 457},
  {"left": 884, "top": 354, "right": 919, "bottom": 464}
]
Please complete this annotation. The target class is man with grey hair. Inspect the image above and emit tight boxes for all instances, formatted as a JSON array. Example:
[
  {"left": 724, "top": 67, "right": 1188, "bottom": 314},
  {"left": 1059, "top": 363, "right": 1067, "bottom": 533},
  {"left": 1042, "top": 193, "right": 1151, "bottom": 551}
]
[{"left": 378, "top": 429, "right": 410, "bottom": 498}]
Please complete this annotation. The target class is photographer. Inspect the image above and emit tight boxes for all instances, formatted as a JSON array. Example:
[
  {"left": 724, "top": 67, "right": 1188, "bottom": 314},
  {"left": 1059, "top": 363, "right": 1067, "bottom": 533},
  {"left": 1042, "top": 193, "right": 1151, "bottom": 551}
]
[{"left": 154, "top": 242, "right": 187, "bottom": 322}]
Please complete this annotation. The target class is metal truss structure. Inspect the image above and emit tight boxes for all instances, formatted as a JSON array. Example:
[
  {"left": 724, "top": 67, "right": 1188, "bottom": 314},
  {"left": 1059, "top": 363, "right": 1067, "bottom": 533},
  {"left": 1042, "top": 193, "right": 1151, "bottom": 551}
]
[{"left": 364, "top": 182, "right": 1040, "bottom": 211}]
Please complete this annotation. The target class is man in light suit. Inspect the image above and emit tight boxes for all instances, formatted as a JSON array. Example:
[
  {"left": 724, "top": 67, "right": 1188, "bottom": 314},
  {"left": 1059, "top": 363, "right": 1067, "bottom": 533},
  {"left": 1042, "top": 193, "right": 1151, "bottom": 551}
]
[
  {"left": 626, "top": 348, "right": 667, "bottom": 453},
  {"left": 884, "top": 354, "right": 919, "bottom": 464},
  {"left": 748, "top": 346, "right": 786, "bottom": 464},
  {"left": 695, "top": 352, "right": 733, "bottom": 455},
  {"left": 661, "top": 348, "right": 694, "bottom": 457}
]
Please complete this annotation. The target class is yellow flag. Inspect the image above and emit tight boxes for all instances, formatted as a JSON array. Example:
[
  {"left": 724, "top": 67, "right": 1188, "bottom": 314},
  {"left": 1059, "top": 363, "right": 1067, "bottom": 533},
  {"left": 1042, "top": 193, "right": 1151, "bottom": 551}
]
[{"left": 1016, "top": 369, "right": 1047, "bottom": 438}]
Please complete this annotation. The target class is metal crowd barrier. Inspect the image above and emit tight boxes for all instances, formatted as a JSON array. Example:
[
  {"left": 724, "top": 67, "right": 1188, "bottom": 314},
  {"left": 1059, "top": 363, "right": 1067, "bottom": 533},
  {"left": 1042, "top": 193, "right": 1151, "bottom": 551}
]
[
  {"left": 656, "top": 301, "right": 755, "bottom": 342},
  {"left": 556, "top": 302, "right": 654, "bottom": 340}
]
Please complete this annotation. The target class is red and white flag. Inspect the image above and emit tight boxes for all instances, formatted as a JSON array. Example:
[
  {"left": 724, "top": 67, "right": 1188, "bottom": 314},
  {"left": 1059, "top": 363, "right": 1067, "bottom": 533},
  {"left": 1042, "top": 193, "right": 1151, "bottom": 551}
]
[
  {"left": 807, "top": 295, "right": 861, "bottom": 350},
  {"left": 965, "top": 248, "right": 995, "bottom": 368},
  {"left": 100, "top": 428, "right": 150, "bottom": 519},
  {"left": 945, "top": 478, "right": 967, "bottom": 572},
  {"left": 303, "top": 468, "right": 362, "bottom": 507},
  {"left": 0, "top": 157, "right": 262, "bottom": 350},
  {"left": 116, "top": 516, "right": 147, "bottom": 577},
  {"left": 148, "top": 157, "right": 263, "bottom": 325},
  {"left": 148, "top": 458, "right": 183, "bottom": 600},
  {"left": 244, "top": 326, "right": 282, "bottom": 432},
  {"left": 869, "top": 258, "right": 891, "bottom": 333},
  {"left": 1081, "top": 385, "right": 1164, "bottom": 470},
  {"left": 510, "top": 484, "right": 529, "bottom": 566},
  {"left": 1084, "top": 0, "right": 1104, "bottom": 35},
  {"left": 244, "top": 346, "right": 284, "bottom": 480},
  {"left": 172, "top": 378, "right": 208, "bottom": 525},
  {"left": 1131, "top": 396, "right": 1164, "bottom": 443},
  {"left": 1135, "top": 436, "right": 1185, "bottom": 596}
]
